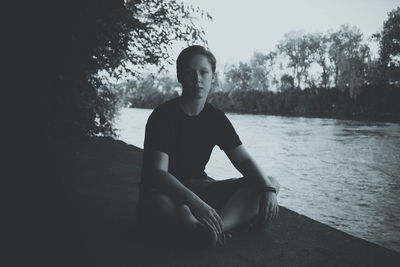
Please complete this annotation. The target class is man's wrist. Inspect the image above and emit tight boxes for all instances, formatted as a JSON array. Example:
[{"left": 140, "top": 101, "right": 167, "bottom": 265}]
[
  {"left": 182, "top": 191, "right": 200, "bottom": 206},
  {"left": 262, "top": 186, "right": 277, "bottom": 194},
  {"left": 258, "top": 175, "right": 279, "bottom": 194}
]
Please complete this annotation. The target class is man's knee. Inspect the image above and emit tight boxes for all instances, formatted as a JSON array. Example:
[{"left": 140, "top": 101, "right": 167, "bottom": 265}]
[
  {"left": 152, "top": 192, "right": 175, "bottom": 207},
  {"left": 239, "top": 177, "right": 262, "bottom": 196},
  {"left": 139, "top": 192, "right": 178, "bottom": 221},
  {"left": 238, "top": 185, "right": 261, "bottom": 202}
]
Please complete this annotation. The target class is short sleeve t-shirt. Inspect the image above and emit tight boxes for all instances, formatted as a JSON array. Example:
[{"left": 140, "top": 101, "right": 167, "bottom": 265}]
[{"left": 142, "top": 97, "right": 242, "bottom": 187}]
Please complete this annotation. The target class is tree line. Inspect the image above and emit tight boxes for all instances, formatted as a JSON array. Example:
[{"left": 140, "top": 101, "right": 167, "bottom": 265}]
[
  {"left": 123, "top": 7, "right": 399, "bottom": 123},
  {"left": 37, "top": 3, "right": 399, "bottom": 140}
]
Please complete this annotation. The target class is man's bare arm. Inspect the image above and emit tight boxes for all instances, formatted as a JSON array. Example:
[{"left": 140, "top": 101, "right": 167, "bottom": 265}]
[
  {"left": 142, "top": 150, "right": 199, "bottom": 203},
  {"left": 225, "top": 144, "right": 280, "bottom": 223},
  {"left": 225, "top": 145, "right": 280, "bottom": 194},
  {"left": 142, "top": 150, "right": 224, "bottom": 234}
]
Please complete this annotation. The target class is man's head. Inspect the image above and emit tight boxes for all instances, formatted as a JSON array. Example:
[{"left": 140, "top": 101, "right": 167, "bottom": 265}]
[{"left": 176, "top": 45, "right": 216, "bottom": 84}]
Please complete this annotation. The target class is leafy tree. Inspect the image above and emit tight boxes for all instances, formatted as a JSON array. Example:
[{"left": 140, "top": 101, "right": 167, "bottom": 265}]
[
  {"left": 365, "top": 57, "right": 383, "bottom": 84},
  {"left": 308, "top": 33, "right": 331, "bottom": 88},
  {"left": 208, "top": 91, "right": 234, "bottom": 111},
  {"left": 280, "top": 74, "right": 295, "bottom": 91},
  {"left": 249, "top": 51, "right": 276, "bottom": 91},
  {"left": 339, "top": 44, "right": 370, "bottom": 97},
  {"left": 156, "top": 75, "right": 181, "bottom": 96},
  {"left": 277, "top": 31, "right": 302, "bottom": 88},
  {"left": 277, "top": 31, "right": 316, "bottom": 89},
  {"left": 43, "top": 0, "right": 209, "bottom": 139},
  {"left": 298, "top": 34, "right": 321, "bottom": 88},
  {"left": 224, "top": 62, "right": 252, "bottom": 91},
  {"left": 328, "top": 25, "right": 369, "bottom": 96},
  {"left": 373, "top": 7, "right": 400, "bottom": 83},
  {"left": 125, "top": 73, "right": 180, "bottom": 108}
]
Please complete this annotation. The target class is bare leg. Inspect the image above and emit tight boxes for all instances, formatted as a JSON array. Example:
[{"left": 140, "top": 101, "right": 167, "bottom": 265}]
[
  {"left": 177, "top": 204, "right": 222, "bottom": 247},
  {"left": 139, "top": 193, "right": 217, "bottom": 248},
  {"left": 140, "top": 193, "right": 202, "bottom": 226},
  {"left": 176, "top": 204, "right": 201, "bottom": 224},
  {"left": 139, "top": 193, "right": 179, "bottom": 225},
  {"left": 219, "top": 186, "right": 260, "bottom": 232}
]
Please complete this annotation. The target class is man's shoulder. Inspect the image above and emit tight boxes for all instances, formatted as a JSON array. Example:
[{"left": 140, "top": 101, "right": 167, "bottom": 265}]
[
  {"left": 150, "top": 97, "right": 180, "bottom": 118},
  {"left": 155, "top": 97, "right": 180, "bottom": 111}
]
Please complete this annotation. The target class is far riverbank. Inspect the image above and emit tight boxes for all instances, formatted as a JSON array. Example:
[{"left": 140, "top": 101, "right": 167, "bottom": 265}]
[{"left": 128, "top": 84, "right": 400, "bottom": 124}]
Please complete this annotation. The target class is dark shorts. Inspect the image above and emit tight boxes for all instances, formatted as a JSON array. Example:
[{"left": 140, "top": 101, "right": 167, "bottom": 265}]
[
  {"left": 138, "top": 176, "right": 253, "bottom": 213},
  {"left": 182, "top": 176, "right": 253, "bottom": 210}
]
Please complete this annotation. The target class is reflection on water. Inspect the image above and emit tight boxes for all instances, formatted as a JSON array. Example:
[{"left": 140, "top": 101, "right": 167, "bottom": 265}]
[{"left": 116, "top": 108, "right": 400, "bottom": 252}]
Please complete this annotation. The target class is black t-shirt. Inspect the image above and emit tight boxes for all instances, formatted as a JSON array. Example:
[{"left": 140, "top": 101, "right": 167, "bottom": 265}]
[{"left": 141, "top": 97, "right": 242, "bottom": 188}]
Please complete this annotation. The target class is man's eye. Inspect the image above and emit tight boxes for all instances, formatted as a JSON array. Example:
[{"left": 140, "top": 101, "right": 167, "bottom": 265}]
[{"left": 201, "top": 70, "right": 209, "bottom": 75}]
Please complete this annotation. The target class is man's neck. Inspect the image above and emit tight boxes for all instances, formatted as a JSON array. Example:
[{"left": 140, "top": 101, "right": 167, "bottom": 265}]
[{"left": 179, "top": 95, "right": 206, "bottom": 116}]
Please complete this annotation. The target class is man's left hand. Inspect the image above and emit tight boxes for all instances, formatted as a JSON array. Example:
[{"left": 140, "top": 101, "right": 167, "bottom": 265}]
[{"left": 258, "top": 191, "right": 279, "bottom": 226}]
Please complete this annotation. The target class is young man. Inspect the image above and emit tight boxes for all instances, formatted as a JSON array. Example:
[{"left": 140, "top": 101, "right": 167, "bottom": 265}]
[{"left": 138, "top": 45, "right": 280, "bottom": 248}]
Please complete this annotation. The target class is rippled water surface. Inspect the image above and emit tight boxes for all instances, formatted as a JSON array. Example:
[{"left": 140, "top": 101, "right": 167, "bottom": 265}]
[{"left": 115, "top": 108, "right": 400, "bottom": 252}]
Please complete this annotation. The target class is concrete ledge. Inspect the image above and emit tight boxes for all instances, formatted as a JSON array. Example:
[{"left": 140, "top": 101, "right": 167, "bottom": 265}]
[{"left": 53, "top": 137, "right": 400, "bottom": 266}]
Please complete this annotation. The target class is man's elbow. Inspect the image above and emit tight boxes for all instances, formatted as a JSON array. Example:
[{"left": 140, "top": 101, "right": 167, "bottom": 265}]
[{"left": 143, "top": 167, "right": 168, "bottom": 181}]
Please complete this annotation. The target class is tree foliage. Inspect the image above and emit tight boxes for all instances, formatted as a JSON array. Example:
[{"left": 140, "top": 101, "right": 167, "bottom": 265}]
[
  {"left": 277, "top": 31, "right": 316, "bottom": 88},
  {"left": 307, "top": 33, "right": 331, "bottom": 88},
  {"left": 374, "top": 7, "right": 400, "bottom": 82},
  {"left": 131, "top": 75, "right": 400, "bottom": 122},
  {"left": 328, "top": 25, "right": 370, "bottom": 96},
  {"left": 123, "top": 11, "right": 399, "bottom": 123},
  {"left": 224, "top": 62, "right": 252, "bottom": 91},
  {"left": 123, "top": 74, "right": 180, "bottom": 108},
  {"left": 44, "top": 0, "right": 209, "bottom": 139},
  {"left": 280, "top": 74, "right": 295, "bottom": 91},
  {"left": 249, "top": 51, "right": 276, "bottom": 91}
]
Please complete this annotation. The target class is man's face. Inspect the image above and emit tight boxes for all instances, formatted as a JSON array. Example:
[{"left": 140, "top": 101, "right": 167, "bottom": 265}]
[{"left": 180, "top": 54, "right": 214, "bottom": 100}]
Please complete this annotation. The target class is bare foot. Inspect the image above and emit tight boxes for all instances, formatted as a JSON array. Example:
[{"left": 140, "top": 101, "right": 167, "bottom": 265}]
[
  {"left": 216, "top": 232, "right": 233, "bottom": 247},
  {"left": 180, "top": 222, "right": 218, "bottom": 249}
]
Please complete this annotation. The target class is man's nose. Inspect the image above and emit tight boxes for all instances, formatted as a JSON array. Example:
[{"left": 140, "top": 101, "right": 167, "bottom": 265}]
[{"left": 192, "top": 71, "right": 201, "bottom": 83}]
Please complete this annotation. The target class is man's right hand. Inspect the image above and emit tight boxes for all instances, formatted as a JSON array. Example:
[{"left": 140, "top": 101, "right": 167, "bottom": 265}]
[
  {"left": 187, "top": 197, "right": 224, "bottom": 236},
  {"left": 145, "top": 150, "right": 225, "bottom": 238}
]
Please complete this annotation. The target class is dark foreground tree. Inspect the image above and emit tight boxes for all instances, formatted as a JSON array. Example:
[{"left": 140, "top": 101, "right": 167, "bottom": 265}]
[
  {"left": 373, "top": 6, "right": 400, "bottom": 83},
  {"left": 40, "top": 0, "right": 209, "bottom": 139}
]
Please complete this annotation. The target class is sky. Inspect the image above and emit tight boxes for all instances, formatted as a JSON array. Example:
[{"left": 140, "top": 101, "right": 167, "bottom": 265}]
[{"left": 163, "top": 0, "right": 399, "bottom": 73}]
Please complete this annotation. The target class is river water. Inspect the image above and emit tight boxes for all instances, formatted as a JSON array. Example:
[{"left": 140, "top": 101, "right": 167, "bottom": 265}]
[{"left": 115, "top": 107, "right": 400, "bottom": 252}]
